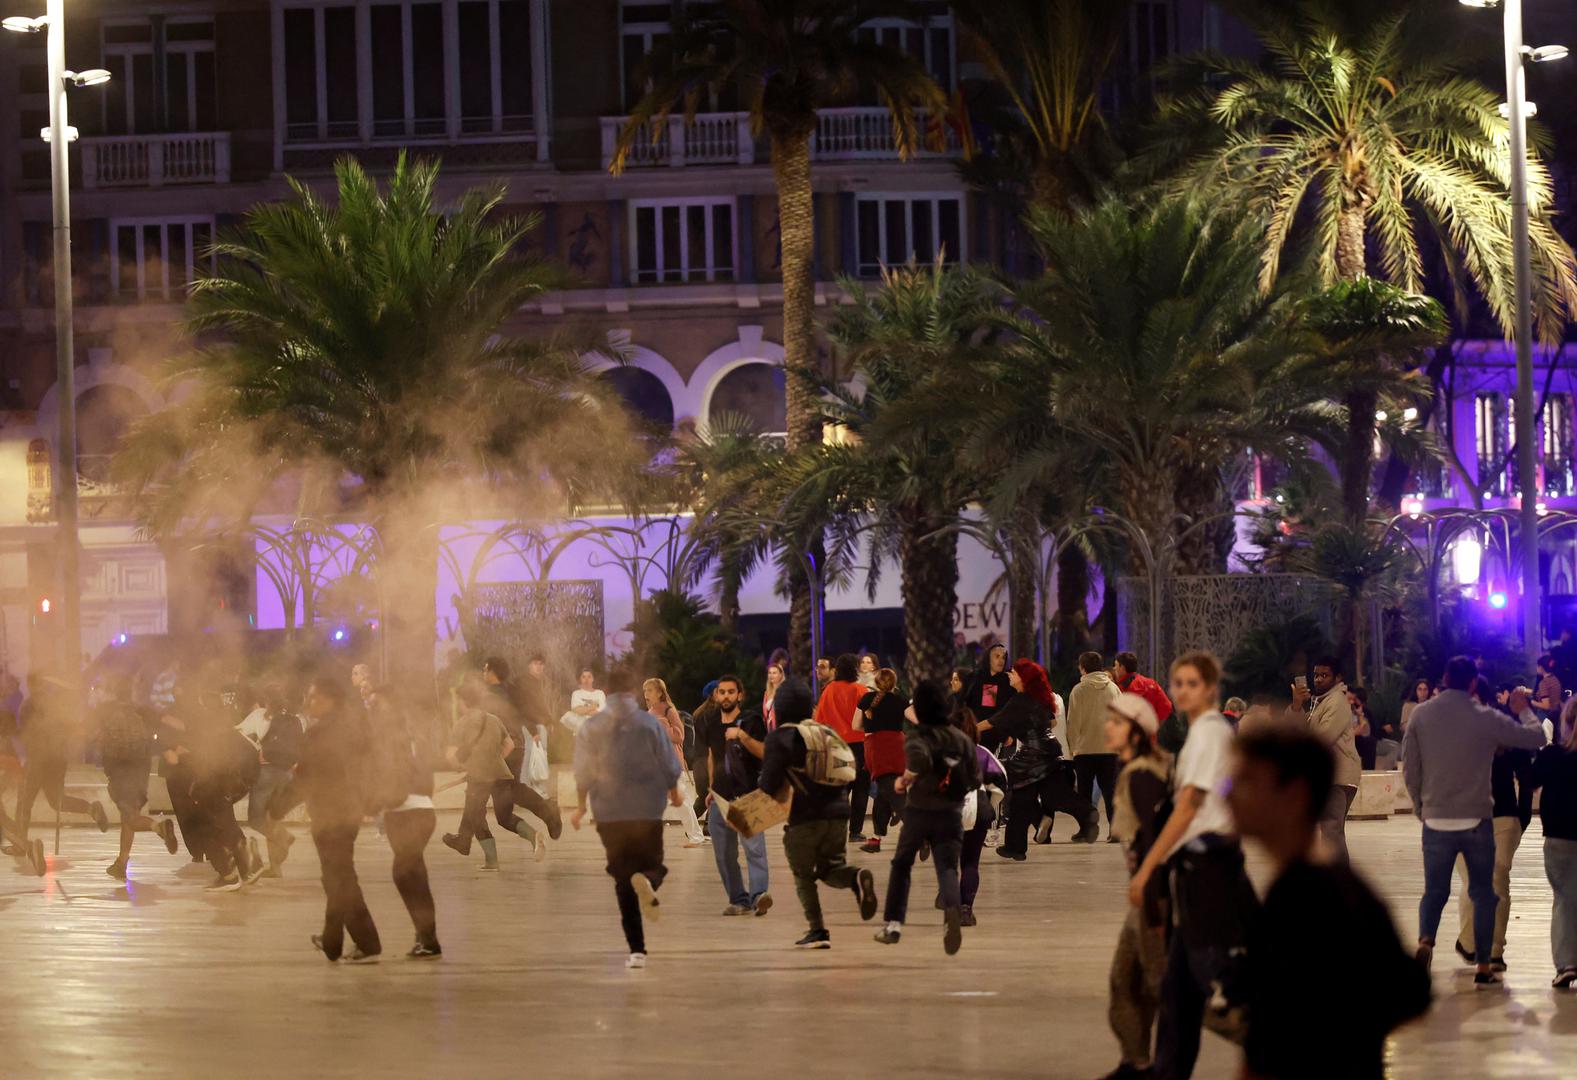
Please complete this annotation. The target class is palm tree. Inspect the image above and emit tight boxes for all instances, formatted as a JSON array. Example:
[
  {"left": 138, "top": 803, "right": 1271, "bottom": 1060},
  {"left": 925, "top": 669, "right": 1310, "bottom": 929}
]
[
  {"left": 610, "top": 1, "right": 950, "bottom": 674},
  {"left": 785, "top": 259, "right": 1001, "bottom": 686},
  {"left": 116, "top": 154, "right": 642, "bottom": 713},
  {"left": 1295, "top": 521, "right": 1407, "bottom": 687},
  {"left": 1157, "top": 0, "right": 1577, "bottom": 337}
]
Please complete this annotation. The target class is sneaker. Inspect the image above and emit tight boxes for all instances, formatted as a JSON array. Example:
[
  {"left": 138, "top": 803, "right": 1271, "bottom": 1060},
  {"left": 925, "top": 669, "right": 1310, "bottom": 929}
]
[
  {"left": 545, "top": 805, "right": 564, "bottom": 841},
  {"left": 684, "top": 838, "right": 706, "bottom": 849},
  {"left": 626, "top": 952, "right": 648, "bottom": 969},
  {"left": 855, "top": 869, "right": 878, "bottom": 921},
  {"left": 441, "top": 833, "right": 470, "bottom": 857},
  {"left": 407, "top": 942, "right": 442, "bottom": 960},
  {"left": 1552, "top": 968, "right": 1577, "bottom": 989},
  {"left": 1415, "top": 943, "right": 1434, "bottom": 972},
  {"left": 244, "top": 839, "right": 268, "bottom": 885},
  {"left": 754, "top": 893, "right": 773, "bottom": 917},
  {"left": 205, "top": 871, "right": 242, "bottom": 893},
  {"left": 534, "top": 834, "right": 548, "bottom": 862},
  {"left": 106, "top": 860, "right": 128, "bottom": 882},
  {"left": 1489, "top": 956, "right": 1507, "bottom": 973},
  {"left": 795, "top": 929, "right": 831, "bottom": 949},
  {"left": 1033, "top": 819, "right": 1053, "bottom": 845},
  {"left": 1073, "top": 820, "right": 1100, "bottom": 844},
  {"left": 722, "top": 903, "right": 752, "bottom": 916},
  {"left": 89, "top": 801, "right": 109, "bottom": 833},
  {"left": 30, "top": 839, "right": 46, "bottom": 877},
  {"left": 311, "top": 935, "right": 333, "bottom": 960},
  {"left": 157, "top": 818, "right": 178, "bottom": 855},
  {"left": 873, "top": 926, "right": 902, "bottom": 945},
  {"left": 960, "top": 905, "right": 977, "bottom": 928},
  {"left": 995, "top": 846, "right": 1026, "bottom": 862},
  {"left": 858, "top": 837, "right": 882, "bottom": 854},
  {"left": 848, "top": 833, "right": 867, "bottom": 844},
  {"left": 943, "top": 906, "right": 963, "bottom": 955},
  {"left": 632, "top": 873, "right": 662, "bottom": 922},
  {"left": 1473, "top": 971, "right": 1504, "bottom": 991},
  {"left": 478, "top": 862, "right": 501, "bottom": 872},
  {"left": 1453, "top": 940, "right": 1474, "bottom": 965},
  {"left": 343, "top": 949, "right": 380, "bottom": 965},
  {"left": 0, "top": 843, "right": 21, "bottom": 856}
]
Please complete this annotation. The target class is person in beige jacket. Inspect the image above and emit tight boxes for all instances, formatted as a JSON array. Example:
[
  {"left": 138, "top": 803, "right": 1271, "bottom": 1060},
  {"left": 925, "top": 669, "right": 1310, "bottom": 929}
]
[
  {"left": 1286, "top": 656, "right": 1362, "bottom": 861},
  {"left": 1067, "top": 651, "right": 1124, "bottom": 840}
]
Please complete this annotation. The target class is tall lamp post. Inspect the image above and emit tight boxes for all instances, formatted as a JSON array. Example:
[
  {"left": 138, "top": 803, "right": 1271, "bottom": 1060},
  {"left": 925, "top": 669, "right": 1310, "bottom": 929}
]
[
  {"left": 1460, "top": 0, "right": 1567, "bottom": 660},
  {"left": 3, "top": 4, "right": 110, "bottom": 678}
]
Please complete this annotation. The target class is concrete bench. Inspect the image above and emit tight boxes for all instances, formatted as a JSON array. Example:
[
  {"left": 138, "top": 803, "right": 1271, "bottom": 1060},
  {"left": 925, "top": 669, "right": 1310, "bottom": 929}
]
[{"left": 1351, "top": 770, "right": 1400, "bottom": 820}]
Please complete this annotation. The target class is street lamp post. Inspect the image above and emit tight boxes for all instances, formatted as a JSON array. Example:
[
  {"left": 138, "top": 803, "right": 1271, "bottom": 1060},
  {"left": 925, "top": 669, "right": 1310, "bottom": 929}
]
[
  {"left": 1461, "top": 0, "right": 1567, "bottom": 660},
  {"left": 4, "top": 3, "right": 110, "bottom": 678}
]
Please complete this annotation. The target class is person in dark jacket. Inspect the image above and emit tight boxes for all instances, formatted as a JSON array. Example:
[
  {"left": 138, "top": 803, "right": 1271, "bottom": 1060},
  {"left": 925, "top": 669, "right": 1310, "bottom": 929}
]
[
  {"left": 981, "top": 659, "right": 1098, "bottom": 859},
  {"left": 284, "top": 672, "right": 381, "bottom": 963},
  {"left": 873, "top": 679, "right": 978, "bottom": 955},
  {"left": 16, "top": 672, "right": 108, "bottom": 840},
  {"left": 95, "top": 673, "right": 177, "bottom": 882},
  {"left": 368, "top": 682, "right": 441, "bottom": 959},
  {"left": 855, "top": 668, "right": 909, "bottom": 854},
  {"left": 1532, "top": 722, "right": 1577, "bottom": 988},
  {"left": 757, "top": 678, "right": 878, "bottom": 950},
  {"left": 963, "top": 645, "right": 1014, "bottom": 751}
]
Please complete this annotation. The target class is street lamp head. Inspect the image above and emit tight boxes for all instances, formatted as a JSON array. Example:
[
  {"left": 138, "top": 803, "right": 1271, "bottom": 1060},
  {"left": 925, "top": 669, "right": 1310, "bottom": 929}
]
[
  {"left": 1499, "top": 101, "right": 1538, "bottom": 119},
  {"left": 1458, "top": 0, "right": 1500, "bottom": 8},
  {"left": 65, "top": 68, "right": 113, "bottom": 88},
  {"left": 1527, "top": 45, "right": 1570, "bottom": 64},
  {"left": 1, "top": 15, "right": 46, "bottom": 33},
  {"left": 38, "top": 125, "right": 79, "bottom": 144}
]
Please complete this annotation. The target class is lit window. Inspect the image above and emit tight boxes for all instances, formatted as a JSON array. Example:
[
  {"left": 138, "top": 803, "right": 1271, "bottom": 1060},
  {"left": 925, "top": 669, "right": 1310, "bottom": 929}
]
[
  {"left": 855, "top": 194, "right": 963, "bottom": 277},
  {"left": 1476, "top": 392, "right": 1508, "bottom": 497},
  {"left": 630, "top": 198, "right": 735, "bottom": 284},
  {"left": 1545, "top": 393, "right": 1573, "bottom": 498}
]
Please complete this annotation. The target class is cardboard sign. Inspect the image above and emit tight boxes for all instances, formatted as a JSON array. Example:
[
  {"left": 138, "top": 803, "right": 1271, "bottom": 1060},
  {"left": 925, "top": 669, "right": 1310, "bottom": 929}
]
[{"left": 713, "top": 789, "right": 789, "bottom": 838}]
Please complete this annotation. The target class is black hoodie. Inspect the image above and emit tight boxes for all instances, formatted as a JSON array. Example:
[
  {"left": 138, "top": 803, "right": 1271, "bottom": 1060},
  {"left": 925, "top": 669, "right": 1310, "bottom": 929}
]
[{"left": 757, "top": 678, "right": 850, "bottom": 826}]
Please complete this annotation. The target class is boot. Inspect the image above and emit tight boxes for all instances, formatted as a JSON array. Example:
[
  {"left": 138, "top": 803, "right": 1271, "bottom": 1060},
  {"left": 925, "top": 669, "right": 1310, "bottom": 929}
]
[
  {"left": 442, "top": 832, "right": 470, "bottom": 857},
  {"left": 478, "top": 837, "right": 500, "bottom": 871},
  {"left": 1073, "top": 815, "right": 1100, "bottom": 844},
  {"left": 513, "top": 819, "right": 537, "bottom": 843}
]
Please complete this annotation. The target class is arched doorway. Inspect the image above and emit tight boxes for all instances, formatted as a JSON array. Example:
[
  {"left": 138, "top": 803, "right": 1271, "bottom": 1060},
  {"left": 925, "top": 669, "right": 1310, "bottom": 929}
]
[
  {"left": 600, "top": 366, "right": 676, "bottom": 431},
  {"left": 707, "top": 362, "right": 786, "bottom": 436}
]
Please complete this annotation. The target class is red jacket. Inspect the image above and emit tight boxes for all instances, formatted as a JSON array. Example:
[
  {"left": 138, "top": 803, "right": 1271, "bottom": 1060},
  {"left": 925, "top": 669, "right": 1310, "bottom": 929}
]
[
  {"left": 1121, "top": 673, "right": 1174, "bottom": 724},
  {"left": 814, "top": 680, "right": 866, "bottom": 744}
]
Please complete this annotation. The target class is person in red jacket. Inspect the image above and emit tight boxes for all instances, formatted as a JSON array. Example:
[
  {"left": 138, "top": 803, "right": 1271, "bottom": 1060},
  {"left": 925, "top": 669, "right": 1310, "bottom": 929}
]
[
  {"left": 814, "top": 654, "right": 869, "bottom": 842},
  {"left": 1114, "top": 652, "right": 1178, "bottom": 753}
]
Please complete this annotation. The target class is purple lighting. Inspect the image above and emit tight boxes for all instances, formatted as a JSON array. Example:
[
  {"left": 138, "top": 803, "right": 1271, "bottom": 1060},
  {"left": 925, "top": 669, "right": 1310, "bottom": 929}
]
[{"left": 1489, "top": 592, "right": 1509, "bottom": 610}]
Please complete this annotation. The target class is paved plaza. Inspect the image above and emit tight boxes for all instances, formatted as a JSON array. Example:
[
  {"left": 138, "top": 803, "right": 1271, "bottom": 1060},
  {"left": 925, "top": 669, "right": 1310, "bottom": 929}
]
[{"left": 0, "top": 811, "right": 1572, "bottom": 1079}]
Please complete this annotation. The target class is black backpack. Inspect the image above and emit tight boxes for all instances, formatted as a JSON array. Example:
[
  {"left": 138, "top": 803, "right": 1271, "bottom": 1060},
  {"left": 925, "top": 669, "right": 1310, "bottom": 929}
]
[
  {"left": 678, "top": 709, "right": 697, "bottom": 759},
  {"left": 924, "top": 728, "right": 980, "bottom": 800}
]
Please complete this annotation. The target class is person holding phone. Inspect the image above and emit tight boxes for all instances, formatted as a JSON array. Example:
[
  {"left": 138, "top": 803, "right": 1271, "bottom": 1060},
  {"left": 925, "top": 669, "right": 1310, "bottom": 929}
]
[{"left": 964, "top": 645, "right": 1014, "bottom": 752}]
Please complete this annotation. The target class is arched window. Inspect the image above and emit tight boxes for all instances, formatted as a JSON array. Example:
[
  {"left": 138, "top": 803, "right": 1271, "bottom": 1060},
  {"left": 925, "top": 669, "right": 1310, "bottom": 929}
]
[
  {"left": 75, "top": 384, "right": 148, "bottom": 484},
  {"left": 600, "top": 366, "right": 675, "bottom": 431},
  {"left": 708, "top": 362, "right": 785, "bottom": 435}
]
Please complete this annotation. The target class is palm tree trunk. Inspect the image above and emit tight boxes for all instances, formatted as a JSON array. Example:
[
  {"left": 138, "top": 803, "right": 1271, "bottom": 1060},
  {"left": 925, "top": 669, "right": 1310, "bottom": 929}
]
[
  {"left": 379, "top": 511, "right": 440, "bottom": 743},
  {"left": 901, "top": 515, "right": 960, "bottom": 689},
  {"left": 1336, "top": 205, "right": 1366, "bottom": 280},
  {"left": 772, "top": 130, "right": 821, "bottom": 672},
  {"left": 1341, "top": 389, "right": 1379, "bottom": 524}
]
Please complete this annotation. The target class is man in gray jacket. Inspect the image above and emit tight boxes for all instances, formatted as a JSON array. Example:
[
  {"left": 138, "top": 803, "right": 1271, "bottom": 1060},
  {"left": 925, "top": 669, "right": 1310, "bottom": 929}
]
[
  {"left": 1066, "top": 651, "right": 1122, "bottom": 840},
  {"left": 1286, "top": 656, "right": 1362, "bottom": 862},
  {"left": 1403, "top": 655, "right": 1546, "bottom": 987}
]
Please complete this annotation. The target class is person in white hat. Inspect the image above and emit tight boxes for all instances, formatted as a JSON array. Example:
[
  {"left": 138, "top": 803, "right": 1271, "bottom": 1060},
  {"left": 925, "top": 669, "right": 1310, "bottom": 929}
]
[{"left": 1099, "top": 692, "right": 1169, "bottom": 1080}]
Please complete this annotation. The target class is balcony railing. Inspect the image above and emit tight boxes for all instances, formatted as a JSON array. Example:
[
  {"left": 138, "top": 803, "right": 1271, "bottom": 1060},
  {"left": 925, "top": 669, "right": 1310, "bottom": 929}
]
[
  {"left": 811, "top": 107, "right": 959, "bottom": 161},
  {"left": 601, "top": 112, "right": 754, "bottom": 169},
  {"left": 80, "top": 132, "right": 232, "bottom": 189}
]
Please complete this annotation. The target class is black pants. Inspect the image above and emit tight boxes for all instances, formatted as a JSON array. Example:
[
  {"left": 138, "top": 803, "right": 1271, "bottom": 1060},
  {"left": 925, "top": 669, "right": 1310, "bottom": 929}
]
[
  {"left": 961, "top": 803, "right": 995, "bottom": 908},
  {"left": 1073, "top": 754, "right": 1120, "bottom": 828},
  {"left": 596, "top": 820, "right": 666, "bottom": 954},
  {"left": 510, "top": 781, "right": 562, "bottom": 839},
  {"left": 882, "top": 805, "right": 964, "bottom": 923},
  {"left": 872, "top": 774, "right": 905, "bottom": 838},
  {"left": 16, "top": 758, "right": 92, "bottom": 834},
  {"left": 192, "top": 779, "right": 246, "bottom": 874},
  {"left": 458, "top": 778, "right": 522, "bottom": 844},
  {"left": 165, "top": 763, "right": 205, "bottom": 858},
  {"left": 385, "top": 808, "right": 438, "bottom": 948},
  {"left": 1005, "top": 771, "right": 1093, "bottom": 855},
  {"left": 848, "top": 743, "right": 871, "bottom": 838},
  {"left": 313, "top": 822, "right": 380, "bottom": 960}
]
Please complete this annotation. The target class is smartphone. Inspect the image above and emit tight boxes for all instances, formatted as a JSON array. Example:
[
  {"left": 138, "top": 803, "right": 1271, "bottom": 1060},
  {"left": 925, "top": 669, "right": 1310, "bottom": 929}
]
[{"left": 1294, "top": 675, "right": 1308, "bottom": 690}]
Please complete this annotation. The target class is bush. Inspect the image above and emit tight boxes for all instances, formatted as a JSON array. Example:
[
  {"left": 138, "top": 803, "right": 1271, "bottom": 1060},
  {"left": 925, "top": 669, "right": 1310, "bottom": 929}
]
[{"left": 612, "top": 589, "right": 764, "bottom": 712}]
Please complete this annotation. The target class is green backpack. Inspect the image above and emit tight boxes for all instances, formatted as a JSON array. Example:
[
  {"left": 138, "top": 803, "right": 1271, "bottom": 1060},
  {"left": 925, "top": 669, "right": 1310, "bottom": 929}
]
[{"left": 791, "top": 721, "right": 856, "bottom": 787}]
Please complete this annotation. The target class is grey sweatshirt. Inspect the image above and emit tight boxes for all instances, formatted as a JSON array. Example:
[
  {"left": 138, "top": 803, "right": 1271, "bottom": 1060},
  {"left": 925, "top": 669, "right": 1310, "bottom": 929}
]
[{"left": 1401, "top": 689, "right": 1546, "bottom": 822}]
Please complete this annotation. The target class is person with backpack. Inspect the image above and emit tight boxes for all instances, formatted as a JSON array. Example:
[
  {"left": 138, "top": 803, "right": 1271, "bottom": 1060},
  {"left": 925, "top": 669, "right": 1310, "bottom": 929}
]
[
  {"left": 236, "top": 682, "right": 302, "bottom": 878},
  {"left": 170, "top": 686, "right": 261, "bottom": 892},
  {"left": 873, "top": 679, "right": 978, "bottom": 955},
  {"left": 442, "top": 675, "right": 524, "bottom": 871},
  {"left": 366, "top": 683, "right": 442, "bottom": 960},
  {"left": 755, "top": 678, "right": 878, "bottom": 949},
  {"left": 855, "top": 668, "right": 909, "bottom": 855},
  {"left": 571, "top": 670, "right": 684, "bottom": 970},
  {"left": 644, "top": 678, "right": 705, "bottom": 847},
  {"left": 16, "top": 671, "right": 109, "bottom": 841},
  {"left": 95, "top": 673, "right": 178, "bottom": 882}
]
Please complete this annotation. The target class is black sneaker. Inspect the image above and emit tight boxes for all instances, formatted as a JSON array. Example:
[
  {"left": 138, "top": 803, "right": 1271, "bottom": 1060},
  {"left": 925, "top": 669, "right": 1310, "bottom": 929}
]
[
  {"left": 995, "top": 846, "right": 1026, "bottom": 862},
  {"left": 960, "top": 906, "right": 977, "bottom": 928},
  {"left": 873, "top": 926, "right": 901, "bottom": 945},
  {"left": 1489, "top": 956, "right": 1507, "bottom": 973},
  {"left": 407, "top": 942, "right": 443, "bottom": 960},
  {"left": 1453, "top": 940, "right": 1474, "bottom": 964},
  {"left": 855, "top": 868, "right": 878, "bottom": 921},
  {"left": 1553, "top": 968, "right": 1577, "bottom": 989},
  {"left": 943, "top": 906, "right": 963, "bottom": 955},
  {"left": 442, "top": 833, "right": 470, "bottom": 857},
  {"left": 1473, "top": 971, "right": 1504, "bottom": 991},
  {"left": 1415, "top": 942, "right": 1434, "bottom": 972},
  {"left": 157, "top": 818, "right": 178, "bottom": 855},
  {"left": 545, "top": 804, "right": 563, "bottom": 841},
  {"left": 1073, "top": 820, "right": 1100, "bottom": 844},
  {"left": 858, "top": 837, "right": 882, "bottom": 854},
  {"left": 89, "top": 801, "right": 109, "bottom": 833},
  {"left": 795, "top": 929, "right": 831, "bottom": 949},
  {"left": 919, "top": 842, "right": 931, "bottom": 863}
]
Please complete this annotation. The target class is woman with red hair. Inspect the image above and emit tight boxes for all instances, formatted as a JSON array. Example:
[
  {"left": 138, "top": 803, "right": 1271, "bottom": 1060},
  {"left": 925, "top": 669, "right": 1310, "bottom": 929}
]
[{"left": 978, "top": 659, "right": 1099, "bottom": 860}]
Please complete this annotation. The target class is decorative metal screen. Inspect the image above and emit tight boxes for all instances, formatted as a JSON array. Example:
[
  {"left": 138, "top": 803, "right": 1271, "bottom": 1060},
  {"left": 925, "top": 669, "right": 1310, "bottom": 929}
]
[
  {"left": 459, "top": 580, "right": 606, "bottom": 694},
  {"left": 1117, "top": 574, "right": 1338, "bottom": 675}
]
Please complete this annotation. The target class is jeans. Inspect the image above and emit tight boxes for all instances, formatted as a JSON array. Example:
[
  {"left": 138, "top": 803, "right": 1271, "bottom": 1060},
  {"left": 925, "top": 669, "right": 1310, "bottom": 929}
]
[
  {"left": 1109, "top": 906, "right": 1167, "bottom": 1069},
  {"left": 246, "top": 764, "right": 293, "bottom": 866},
  {"left": 1318, "top": 784, "right": 1357, "bottom": 863},
  {"left": 847, "top": 742, "right": 871, "bottom": 837},
  {"left": 385, "top": 808, "right": 438, "bottom": 949},
  {"left": 1547, "top": 836, "right": 1577, "bottom": 972},
  {"left": 707, "top": 800, "right": 768, "bottom": 906},
  {"left": 313, "top": 822, "right": 380, "bottom": 961},
  {"left": 1456, "top": 816, "right": 1523, "bottom": 960},
  {"left": 782, "top": 818, "right": 861, "bottom": 930},
  {"left": 881, "top": 805, "right": 963, "bottom": 924},
  {"left": 1419, "top": 820, "right": 1497, "bottom": 964},
  {"left": 1073, "top": 754, "right": 1119, "bottom": 828},
  {"left": 597, "top": 820, "right": 666, "bottom": 954}
]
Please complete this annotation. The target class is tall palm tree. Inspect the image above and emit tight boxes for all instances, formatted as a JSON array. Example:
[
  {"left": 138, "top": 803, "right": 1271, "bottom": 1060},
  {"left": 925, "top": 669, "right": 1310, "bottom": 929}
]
[
  {"left": 785, "top": 260, "right": 1001, "bottom": 686},
  {"left": 610, "top": 1, "right": 950, "bottom": 674},
  {"left": 116, "top": 154, "right": 642, "bottom": 713},
  {"left": 1156, "top": 0, "right": 1577, "bottom": 338}
]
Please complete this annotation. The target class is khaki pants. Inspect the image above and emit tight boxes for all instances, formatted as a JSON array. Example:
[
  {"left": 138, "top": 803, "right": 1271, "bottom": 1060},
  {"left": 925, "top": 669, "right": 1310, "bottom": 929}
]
[
  {"left": 1109, "top": 905, "right": 1167, "bottom": 1068},
  {"left": 1456, "top": 816, "right": 1523, "bottom": 959}
]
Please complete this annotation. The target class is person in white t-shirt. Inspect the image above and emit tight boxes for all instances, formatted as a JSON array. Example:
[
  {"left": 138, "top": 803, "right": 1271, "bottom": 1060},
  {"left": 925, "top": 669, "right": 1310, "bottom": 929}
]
[
  {"left": 560, "top": 669, "right": 607, "bottom": 736},
  {"left": 1128, "top": 650, "right": 1254, "bottom": 1080}
]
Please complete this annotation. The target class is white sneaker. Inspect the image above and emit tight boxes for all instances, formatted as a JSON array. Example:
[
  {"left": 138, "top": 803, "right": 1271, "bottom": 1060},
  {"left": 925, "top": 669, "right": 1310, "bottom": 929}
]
[
  {"left": 626, "top": 952, "right": 647, "bottom": 970},
  {"left": 631, "top": 873, "right": 661, "bottom": 922},
  {"left": 534, "top": 834, "right": 547, "bottom": 862}
]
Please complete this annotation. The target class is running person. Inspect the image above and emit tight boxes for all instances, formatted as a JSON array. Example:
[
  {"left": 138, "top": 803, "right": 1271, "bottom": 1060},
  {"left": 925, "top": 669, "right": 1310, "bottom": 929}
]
[
  {"left": 16, "top": 671, "right": 109, "bottom": 839},
  {"left": 94, "top": 674, "right": 177, "bottom": 881}
]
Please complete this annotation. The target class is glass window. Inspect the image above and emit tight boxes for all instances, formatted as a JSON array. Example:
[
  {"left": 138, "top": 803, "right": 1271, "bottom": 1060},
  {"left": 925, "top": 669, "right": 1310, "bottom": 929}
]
[
  {"left": 855, "top": 195, "right": 964, "bottom": 276},
  {"left": 100, "top": 18, "right": 215, "bottom": 135},
  {"left": 1476, "top": 392, "right": 1508, "bottom": 497},
  {"left": 110, "top": 218, "right": 215, "bottom": 302},
  {"left": 709, "top": 363, "right": 787, "bottom": 435},
  {"left": 283, "top": 8, "right": 318, "bottom": 135},
  {"left": 1545, "top": 394, "right": 1573, "bottom": 498},
  {"left": 631, "top": 198, "right": 735, "bottom": 284}
]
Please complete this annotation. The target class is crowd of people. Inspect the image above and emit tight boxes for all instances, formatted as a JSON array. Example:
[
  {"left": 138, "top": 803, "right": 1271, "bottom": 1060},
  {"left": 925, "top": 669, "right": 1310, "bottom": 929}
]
[{"left": 5, "top": 634, "right": 1577, "bottom": 1078}]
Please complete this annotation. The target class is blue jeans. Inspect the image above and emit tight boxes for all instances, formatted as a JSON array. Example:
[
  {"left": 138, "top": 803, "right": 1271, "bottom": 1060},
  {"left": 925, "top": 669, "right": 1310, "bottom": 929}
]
[
  {"left": 1419, "top": 820, "right": 1497, "bottom": 963},
  {"left": 1546, "top": 836, "right": 1577, "bottom": 972},
  {"left": 707, "top": 801, "right": 768, "bottom": 907},
  {"left": 247, "top": 764, "right": 291, "bottom": 834}
]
